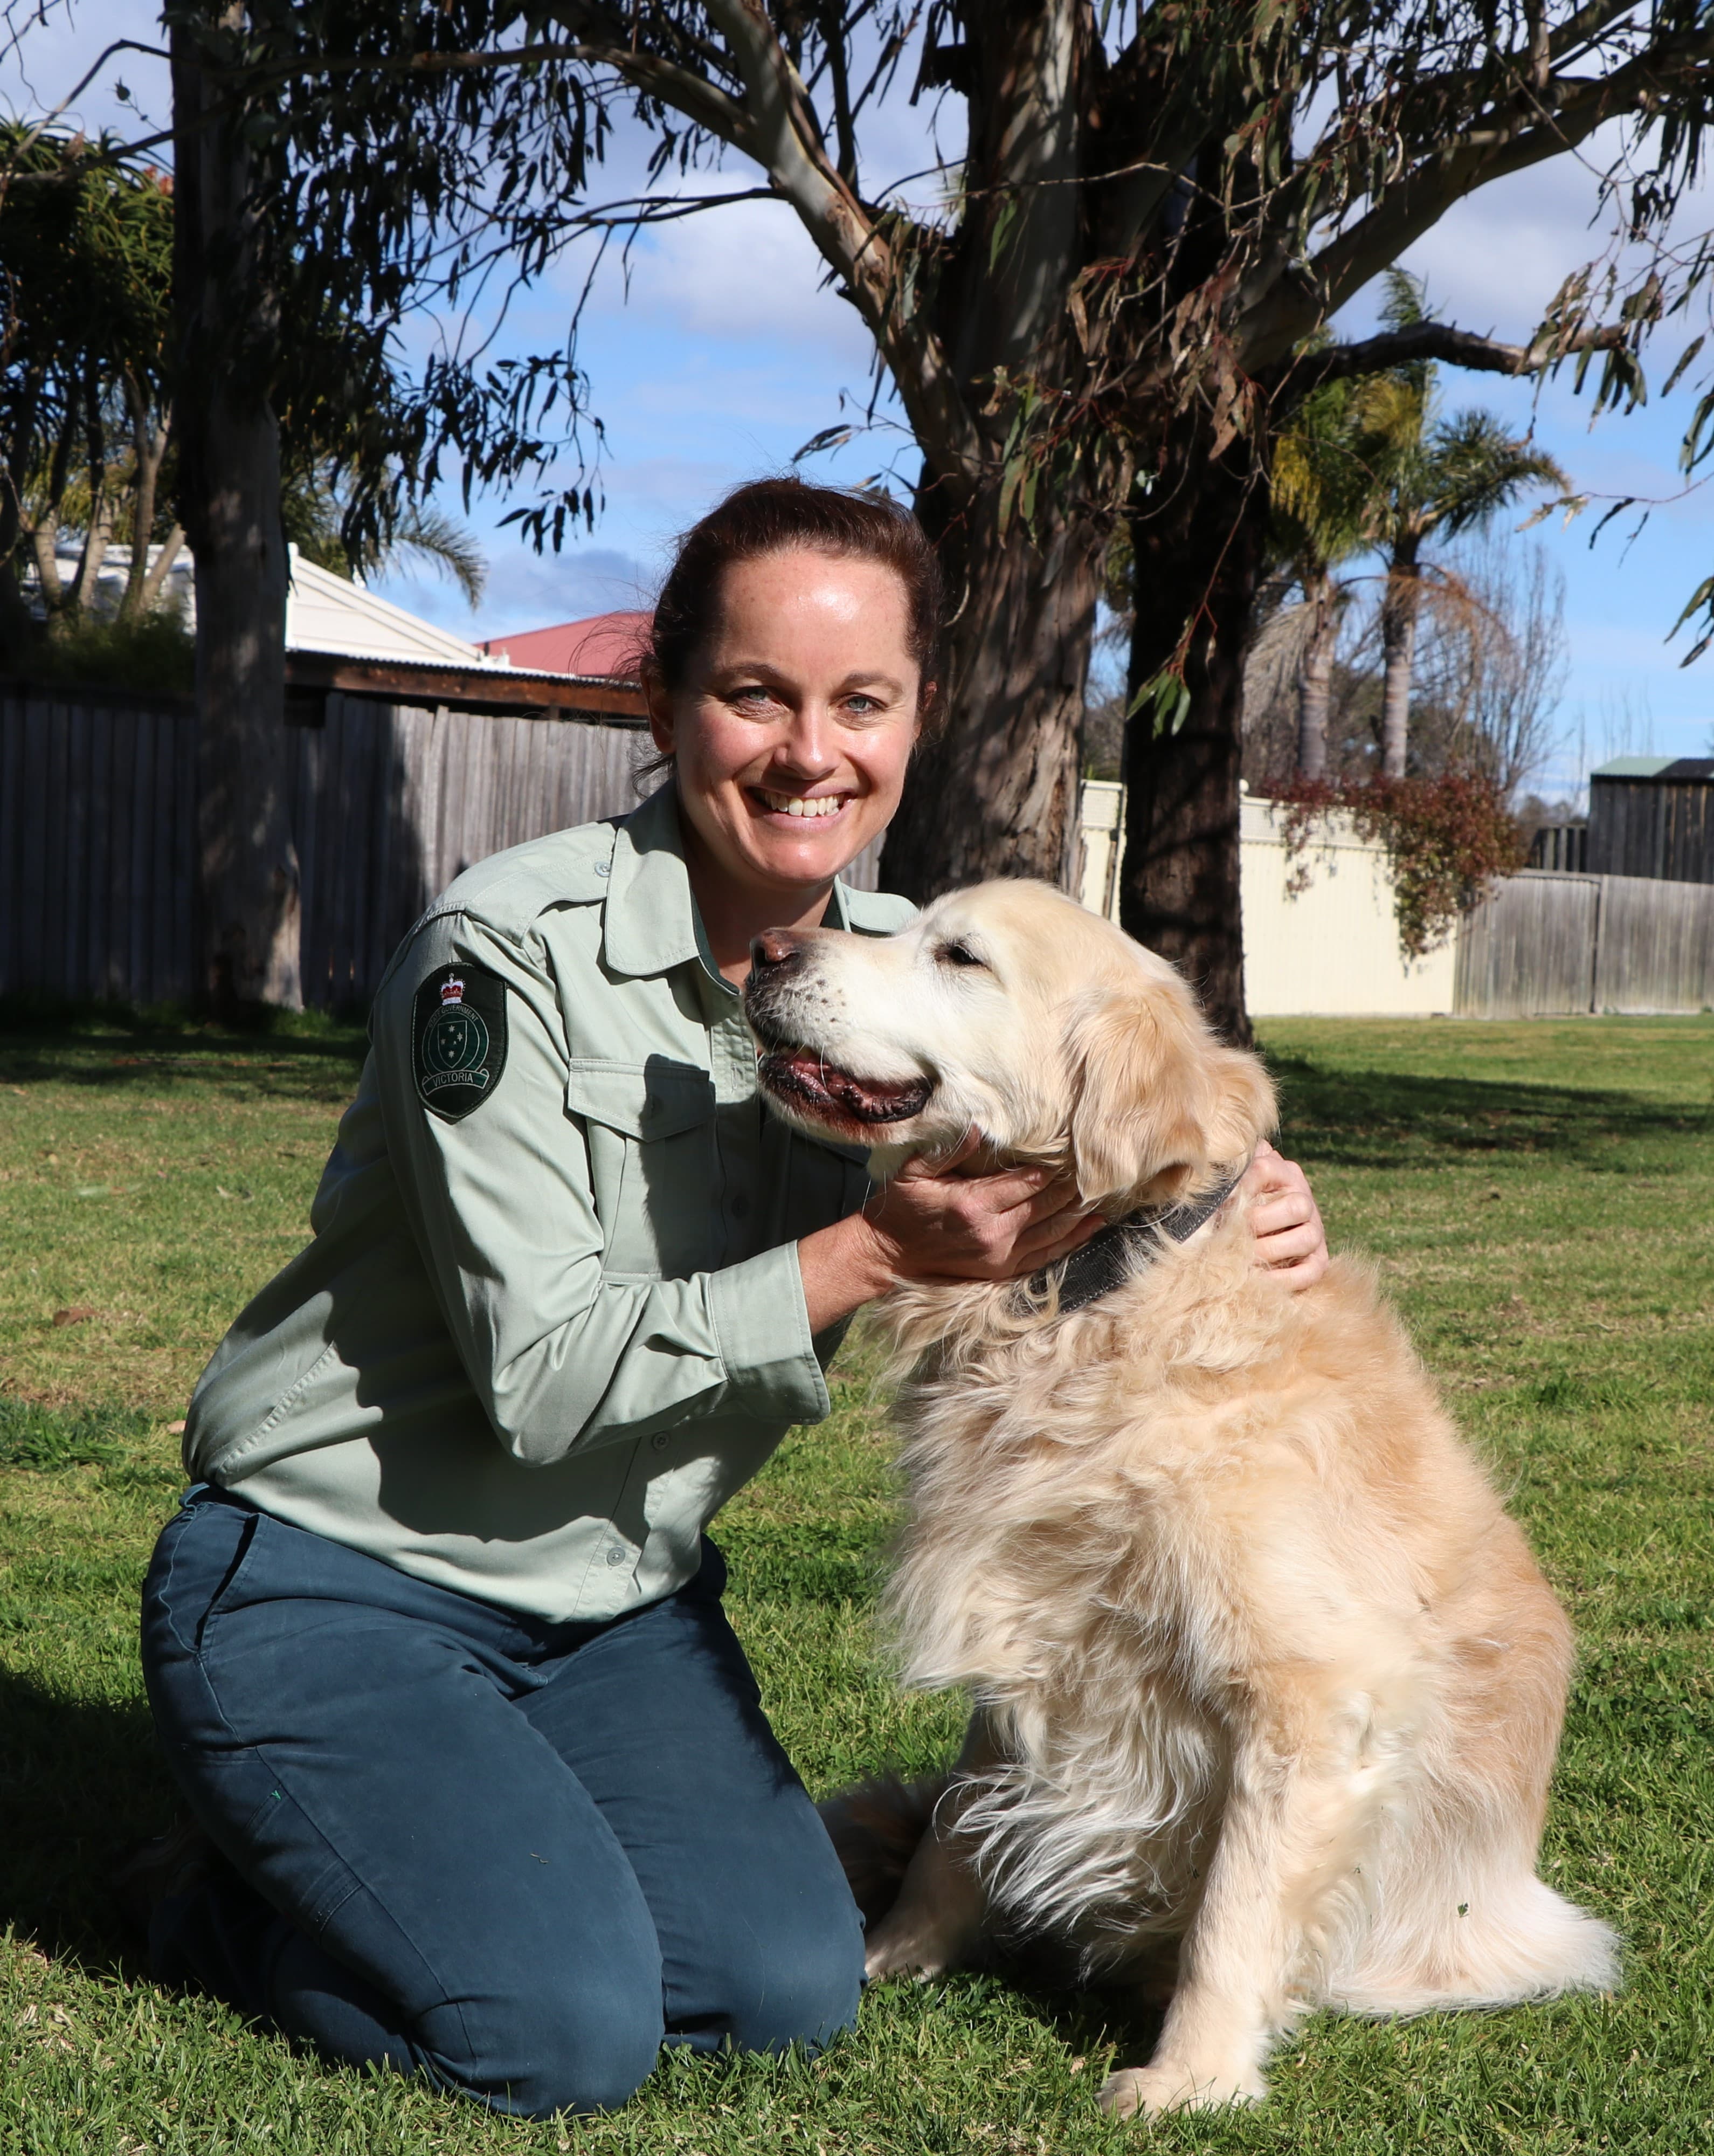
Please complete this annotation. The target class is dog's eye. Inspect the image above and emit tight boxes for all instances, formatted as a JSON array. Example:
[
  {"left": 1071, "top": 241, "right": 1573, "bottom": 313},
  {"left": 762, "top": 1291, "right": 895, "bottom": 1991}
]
[{"left": 936, "top": 941, "right": 987, "bottom": 970}]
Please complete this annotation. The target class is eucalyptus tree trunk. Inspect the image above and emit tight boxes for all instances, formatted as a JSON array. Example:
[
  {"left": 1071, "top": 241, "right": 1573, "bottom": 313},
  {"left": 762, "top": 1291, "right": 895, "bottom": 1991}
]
[
  {"left": 1380, "top": 539, "right": 1422, "bottom": 780},
  {"left": 882, "top": 491, "right": 1103, "bottom": 898},
  {"left": 878, "top": 0, "right": 1102, "bottom": 900},
  {"left": 1121, "top": 428, "right": 1271, "bottom": 1045},
  {"left": 1296, "top": 569, "right": 1337, "bottom": 780},
  {"left": 172, "top": 7, "right": 302, "bottom": 1013}
]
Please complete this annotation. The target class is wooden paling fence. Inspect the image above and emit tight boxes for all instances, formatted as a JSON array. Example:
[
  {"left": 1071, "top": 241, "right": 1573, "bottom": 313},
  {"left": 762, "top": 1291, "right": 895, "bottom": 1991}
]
[
  {"left": 0, "top": 682, "right": 199, "bottom": 1007},
  {"left": 1454, "top": 869, "right": 1714, "bottom": 1017},
  {"left": 1, "top": 684, "right": 883, "bottom": 1014},
  {"left": 289, "top": 693, "right": 648, "bottom": 1009}
]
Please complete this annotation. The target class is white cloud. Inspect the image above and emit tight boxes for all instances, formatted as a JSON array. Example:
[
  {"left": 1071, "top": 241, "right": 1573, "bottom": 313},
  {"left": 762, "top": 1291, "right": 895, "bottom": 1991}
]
[
  {"left": 569, "top": 191, "right": 877, "bottom": 374},
  {"left": 1342, "top": 121, "right": 1714, "bottom": 342},
  {"left": 375, "top": 542, "right": 652, "bottom": 643}
]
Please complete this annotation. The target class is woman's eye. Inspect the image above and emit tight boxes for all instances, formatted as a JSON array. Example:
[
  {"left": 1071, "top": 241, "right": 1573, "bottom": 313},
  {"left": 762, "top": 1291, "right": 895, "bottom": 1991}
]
[
  {"left": 731, "top": 685, "right": 778, "bottom": 708},
  {"left": 843, "top": 694, "right": 881, "bottom": 717},
  {"left": 937, "top": 941, "right": 986, "bottom": 969}
]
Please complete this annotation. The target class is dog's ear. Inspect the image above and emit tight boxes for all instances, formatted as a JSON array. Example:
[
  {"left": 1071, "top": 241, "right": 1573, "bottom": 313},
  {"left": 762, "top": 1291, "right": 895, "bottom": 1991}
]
[{"left": 1065, "top": 981, "right": 1277, "bottom": 1211}]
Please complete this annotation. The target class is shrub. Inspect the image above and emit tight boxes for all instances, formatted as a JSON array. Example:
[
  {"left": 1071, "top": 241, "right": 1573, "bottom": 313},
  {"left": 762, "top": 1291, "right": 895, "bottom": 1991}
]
[
  {"left": 22, "top": 608, "right": 195, "bottom": 696},
  {"left": 1264, "top": 768, "right": 1525, "bottom": 959}
]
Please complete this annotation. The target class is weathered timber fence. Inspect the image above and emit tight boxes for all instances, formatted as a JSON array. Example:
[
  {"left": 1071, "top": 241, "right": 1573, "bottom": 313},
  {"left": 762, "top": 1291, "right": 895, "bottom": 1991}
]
[
  {"left": 290, "top": 693, "right": 646, "bottom": 1009},
  {"left": 1587, "top": 764, "right": 1714, "bottom": 882},
  {"left": 1, "top": 683, "right": 883, "bottom": 1013},
  {"left": 0, "top": 681, "right": 200, "bottom": 1005},
  {"left": 1454, "top": 869, "right": 1714, "bottom": 1016}
]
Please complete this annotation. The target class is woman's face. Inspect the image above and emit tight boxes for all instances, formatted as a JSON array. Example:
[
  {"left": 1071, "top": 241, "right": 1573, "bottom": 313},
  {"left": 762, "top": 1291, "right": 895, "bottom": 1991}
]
[{"left": 645, "top": 547, "right": 923, "bottom": 902}]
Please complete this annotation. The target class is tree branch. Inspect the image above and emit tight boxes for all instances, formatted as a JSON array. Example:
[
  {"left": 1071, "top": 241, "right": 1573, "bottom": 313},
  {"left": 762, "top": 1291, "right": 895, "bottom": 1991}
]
[
  {"left": 1305, "top": 24, "right": 1714, "bottom": 329},
  {"left": 1290, "top": 316, "right": 1628, "bottom": 392},
  {"left": 539, "top": 0, "right": 981, "bottom": 484}
]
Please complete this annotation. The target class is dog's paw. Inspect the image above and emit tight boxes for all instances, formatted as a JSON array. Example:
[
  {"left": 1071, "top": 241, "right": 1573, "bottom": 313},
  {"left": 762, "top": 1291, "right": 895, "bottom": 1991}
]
[
  {"left": 1097, "top": 2061, "right": 1265, "bottom": 2118},
  {"left": 863, "top": 1920, "right": 951, "bottom": 1983}
]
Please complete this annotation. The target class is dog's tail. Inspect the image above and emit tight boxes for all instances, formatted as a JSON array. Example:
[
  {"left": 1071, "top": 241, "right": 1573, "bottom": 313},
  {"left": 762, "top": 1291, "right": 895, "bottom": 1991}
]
[{"left": 818, "top": 1775, "right": 946, "bottom": 1925}]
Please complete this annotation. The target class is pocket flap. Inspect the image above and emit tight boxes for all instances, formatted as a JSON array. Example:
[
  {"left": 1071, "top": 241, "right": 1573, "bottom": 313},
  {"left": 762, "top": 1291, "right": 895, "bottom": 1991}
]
[{"left": 565, "top": 1059, "right": 715, "bottom": 1140}]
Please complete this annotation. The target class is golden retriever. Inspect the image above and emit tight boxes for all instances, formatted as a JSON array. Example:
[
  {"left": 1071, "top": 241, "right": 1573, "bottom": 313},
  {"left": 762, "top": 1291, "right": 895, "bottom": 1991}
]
[{"left": 743, "top": 880, "right": 1618, "bottom": 2118}]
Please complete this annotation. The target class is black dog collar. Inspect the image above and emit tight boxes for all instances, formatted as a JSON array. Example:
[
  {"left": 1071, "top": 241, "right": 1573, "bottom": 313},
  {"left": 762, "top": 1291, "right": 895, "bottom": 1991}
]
[{"left": 1025, "top": 1163, "right": 1248, "bottom": 1318}]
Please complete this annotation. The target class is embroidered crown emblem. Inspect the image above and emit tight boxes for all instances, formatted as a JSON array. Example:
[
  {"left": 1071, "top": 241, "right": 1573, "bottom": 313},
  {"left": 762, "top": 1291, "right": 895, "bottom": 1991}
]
[{"left": 440, "top": 976, "right": 465, "bottom": 1008}]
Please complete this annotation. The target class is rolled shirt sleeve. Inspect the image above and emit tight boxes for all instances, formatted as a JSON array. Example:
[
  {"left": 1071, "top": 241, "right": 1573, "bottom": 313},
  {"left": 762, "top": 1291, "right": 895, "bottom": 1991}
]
[{"left": 372, "top": 910, "right": 831, "bottom": 1467}]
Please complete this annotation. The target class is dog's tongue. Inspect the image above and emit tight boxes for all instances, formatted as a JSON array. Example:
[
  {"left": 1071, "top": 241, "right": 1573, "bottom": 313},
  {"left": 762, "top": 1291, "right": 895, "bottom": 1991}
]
[{"left": 777, "top": 1048, "right": 929, "bottom": 1122}]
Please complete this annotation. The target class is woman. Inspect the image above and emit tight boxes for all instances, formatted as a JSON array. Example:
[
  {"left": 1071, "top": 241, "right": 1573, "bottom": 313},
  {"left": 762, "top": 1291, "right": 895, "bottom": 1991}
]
[{"left": 127, "top": 479, "right": 1327, "bottom": 2117}]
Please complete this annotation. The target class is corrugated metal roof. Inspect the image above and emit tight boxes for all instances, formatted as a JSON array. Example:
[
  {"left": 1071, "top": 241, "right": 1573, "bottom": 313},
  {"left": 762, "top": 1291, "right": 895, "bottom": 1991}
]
[
  {"left": 479, "top": 610, "right": 650, "bottom": 680},
  {"left": 284, "top": 555, "right": 495, "bottom": 665},
  {"left": 1591, "top": 755, "right": 1714, "bottom": 782}
]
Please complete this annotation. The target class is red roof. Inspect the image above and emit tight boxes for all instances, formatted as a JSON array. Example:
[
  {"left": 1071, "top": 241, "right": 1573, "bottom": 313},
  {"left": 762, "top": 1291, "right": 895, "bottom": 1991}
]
[{"left": 478, "top": 609, "right": 651, "bottom": 681}]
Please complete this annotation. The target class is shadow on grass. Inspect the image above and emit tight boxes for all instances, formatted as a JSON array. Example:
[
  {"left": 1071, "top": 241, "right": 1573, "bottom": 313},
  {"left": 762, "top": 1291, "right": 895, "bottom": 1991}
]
[
  {"left": 0, "top": 1665, "right": 176, "bottom": 1973},
  {"left": 987, "top": 1948, "right": 1167, "bottom": 2081},
  {"left": 1266, "top": 1052, "right": 1714, "bottom": 1170},
  {"left": 0, "top": 1021, "right": 368, "bottom": 1100}
]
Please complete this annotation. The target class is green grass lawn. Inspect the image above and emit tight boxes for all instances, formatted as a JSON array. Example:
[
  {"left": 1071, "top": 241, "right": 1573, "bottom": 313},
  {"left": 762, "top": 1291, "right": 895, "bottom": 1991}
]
[{"left": 2, "top": 1008, "right": 1710, "bottom": 2155}]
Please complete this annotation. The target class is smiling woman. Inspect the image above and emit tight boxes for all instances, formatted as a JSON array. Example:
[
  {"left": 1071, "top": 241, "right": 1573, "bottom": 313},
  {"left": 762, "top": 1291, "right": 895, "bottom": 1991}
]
[
  {"left": 638, "top": 483, "right": 941, "bottom": 982},
  {"left": 121, "top": 476, "right": 1330, "bottom": 2123}
]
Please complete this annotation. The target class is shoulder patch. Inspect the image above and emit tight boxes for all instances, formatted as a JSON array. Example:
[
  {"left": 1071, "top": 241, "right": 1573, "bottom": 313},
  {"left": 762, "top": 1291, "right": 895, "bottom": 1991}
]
[{"left": 413, "top": 963, "right": 509, "bottom": 1122}]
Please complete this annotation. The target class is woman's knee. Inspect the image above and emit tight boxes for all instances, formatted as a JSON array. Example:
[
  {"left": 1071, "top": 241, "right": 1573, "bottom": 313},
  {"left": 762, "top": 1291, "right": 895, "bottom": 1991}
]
[
  {"left": 421, "top": 1977, "right": 665, "bottom": 2118},
  {"left": 712, "top": 1905, "right": 864, "bottom": 2057},
  {"left": 272, "top": 1930, "right": 666, "bottom": 2119}
]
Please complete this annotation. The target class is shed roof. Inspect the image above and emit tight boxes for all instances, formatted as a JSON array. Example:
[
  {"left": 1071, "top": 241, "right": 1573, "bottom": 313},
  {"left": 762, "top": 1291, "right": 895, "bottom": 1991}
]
[
  {"left": 478, "top": 610, "right": 649, "bottom": 681},
  {"left": 1591, "top": 755, "right": 1714, "bottom": 782}
]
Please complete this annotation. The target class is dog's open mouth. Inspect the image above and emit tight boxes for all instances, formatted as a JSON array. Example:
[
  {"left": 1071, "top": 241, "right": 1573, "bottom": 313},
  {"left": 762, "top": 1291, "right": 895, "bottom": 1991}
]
[{"left": 758, "top": 1047, "right": 932, "bottom": 1126}]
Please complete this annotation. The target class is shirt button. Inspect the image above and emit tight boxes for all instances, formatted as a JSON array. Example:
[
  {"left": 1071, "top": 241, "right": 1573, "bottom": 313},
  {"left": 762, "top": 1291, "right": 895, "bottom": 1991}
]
[
  {"left": 595, "top": 862, "right": 611, "bottom": 878},
  {"left": 605, "top": 1545, "right": 627, "bottom": 1567},
  {"left": 651, "top": 1432, "right": 669, "bottom": 1452},
  {"left": 730, "top": 1193, "right": 749, "bottom": 1218}
]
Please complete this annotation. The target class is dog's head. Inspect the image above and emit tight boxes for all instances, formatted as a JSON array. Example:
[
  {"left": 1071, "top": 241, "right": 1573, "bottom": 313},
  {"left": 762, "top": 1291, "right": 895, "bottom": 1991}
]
[{"left": 743, "top": 880, "right": 1276, "bottom": 1211}]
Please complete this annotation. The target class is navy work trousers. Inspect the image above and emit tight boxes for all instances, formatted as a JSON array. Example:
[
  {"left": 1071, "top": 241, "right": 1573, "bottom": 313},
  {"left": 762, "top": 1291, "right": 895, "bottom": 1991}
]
[{"left": 139, "top": 1486, "right": 863, "bottom": 2117}]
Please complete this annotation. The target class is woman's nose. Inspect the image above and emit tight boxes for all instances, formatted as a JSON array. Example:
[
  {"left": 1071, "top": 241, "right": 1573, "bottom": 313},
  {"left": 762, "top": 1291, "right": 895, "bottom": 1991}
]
[{"left": 775, "top": 707, "right": 839, "bottom": 775}]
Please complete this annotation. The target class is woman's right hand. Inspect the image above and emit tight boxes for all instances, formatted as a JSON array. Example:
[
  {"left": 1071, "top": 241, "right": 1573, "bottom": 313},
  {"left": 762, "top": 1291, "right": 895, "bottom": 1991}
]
[{"left": 797, "top": 1134, "right": 1101, "bottom": 1332}]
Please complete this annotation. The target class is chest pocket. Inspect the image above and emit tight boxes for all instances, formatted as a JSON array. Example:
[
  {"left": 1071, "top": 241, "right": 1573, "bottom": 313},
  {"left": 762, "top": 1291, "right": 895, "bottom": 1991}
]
[{"left": 565, "top": 1058, "right": 717, "bottom": 1280}]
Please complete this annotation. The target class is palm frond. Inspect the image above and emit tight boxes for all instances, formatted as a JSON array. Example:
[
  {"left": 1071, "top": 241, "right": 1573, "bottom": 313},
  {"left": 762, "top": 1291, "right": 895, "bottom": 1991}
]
[{"left": 383, "top": 507, "right": 488, "bottom": 610}]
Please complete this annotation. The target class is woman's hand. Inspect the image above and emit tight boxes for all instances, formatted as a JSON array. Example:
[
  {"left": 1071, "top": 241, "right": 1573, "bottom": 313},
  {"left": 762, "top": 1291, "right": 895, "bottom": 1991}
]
[
  {"left": 864, "top": 1134, "right": 1101, "bottom": 1284},
  {"left": 1245, "top": 1140, "right": 1328, "bottom": 1289},
  {"left": 799, "top": 1135, "right": 1330, "bottom": 1333},
  {"left": 798, "top": 1134, "right": 1098, "bottom": 1331}
]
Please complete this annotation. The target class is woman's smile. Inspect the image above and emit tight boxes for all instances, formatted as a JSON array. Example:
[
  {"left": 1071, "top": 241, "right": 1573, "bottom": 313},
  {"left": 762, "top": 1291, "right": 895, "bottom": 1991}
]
[{"left": 752, "top": 788, "right": 854, "bottom": 822}]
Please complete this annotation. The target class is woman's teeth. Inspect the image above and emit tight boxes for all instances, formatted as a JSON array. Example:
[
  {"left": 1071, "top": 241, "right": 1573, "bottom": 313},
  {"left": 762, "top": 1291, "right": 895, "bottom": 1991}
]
[{"left": 760, "top": 791, "right": 846, "bottom": 819}]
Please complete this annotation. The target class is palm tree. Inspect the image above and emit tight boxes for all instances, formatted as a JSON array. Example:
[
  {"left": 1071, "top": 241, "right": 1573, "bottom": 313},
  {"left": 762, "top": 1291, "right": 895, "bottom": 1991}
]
[
  {"left": 1269, "top": 371, "right": 1390, "bottom": 779},
  {"left": 283, "top": 463, "right": 488, "bottom": 608},
  {"left": 1363, "top": 274, "right": 1567, "bottom": 779}
]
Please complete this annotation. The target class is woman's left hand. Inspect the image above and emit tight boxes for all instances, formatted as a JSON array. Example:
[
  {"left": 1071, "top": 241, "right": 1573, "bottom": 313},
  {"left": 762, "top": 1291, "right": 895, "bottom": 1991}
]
[{"left": 1244, "top": 1140, "right": 1328, "bottom": 1289}]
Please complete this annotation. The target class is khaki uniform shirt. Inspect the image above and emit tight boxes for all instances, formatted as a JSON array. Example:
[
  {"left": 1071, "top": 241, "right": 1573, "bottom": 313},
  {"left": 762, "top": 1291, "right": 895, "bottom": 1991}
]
[{"left": 183, "top": 783, "right": 914, "bottom": 1622}]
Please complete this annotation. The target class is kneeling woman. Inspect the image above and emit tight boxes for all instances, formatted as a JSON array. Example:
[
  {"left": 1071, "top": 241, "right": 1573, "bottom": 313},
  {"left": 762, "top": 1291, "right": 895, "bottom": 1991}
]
[{"left": 129, "top": 479, "right": 1328, "bottom": 2117}]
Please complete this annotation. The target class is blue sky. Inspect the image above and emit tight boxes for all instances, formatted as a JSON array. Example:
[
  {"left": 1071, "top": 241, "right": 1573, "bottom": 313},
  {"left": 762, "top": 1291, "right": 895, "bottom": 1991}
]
[{"left": 12, "top": 5, "right": 1714, "bottom": 796}]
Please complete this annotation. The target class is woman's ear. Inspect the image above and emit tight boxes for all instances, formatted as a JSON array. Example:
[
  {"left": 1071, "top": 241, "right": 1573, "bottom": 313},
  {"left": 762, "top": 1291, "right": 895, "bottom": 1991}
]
[
  {"left": 641, "top": 658, "right": 676, "bottom": 758},
  {"left": 1064, "top": 983, "right": 1277, "bottom": 1211}
]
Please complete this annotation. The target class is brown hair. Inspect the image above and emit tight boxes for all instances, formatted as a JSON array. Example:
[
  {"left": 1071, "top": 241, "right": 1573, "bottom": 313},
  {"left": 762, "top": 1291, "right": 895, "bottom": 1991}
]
[{"left": 643, "top": 476, "right": 943, "bottom": 726}]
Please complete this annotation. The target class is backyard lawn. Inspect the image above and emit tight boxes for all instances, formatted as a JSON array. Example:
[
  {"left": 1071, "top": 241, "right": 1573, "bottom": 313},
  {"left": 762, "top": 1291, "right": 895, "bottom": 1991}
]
[{"left": 1, "top": 1007, "right": 1709, "bottom": 2155}]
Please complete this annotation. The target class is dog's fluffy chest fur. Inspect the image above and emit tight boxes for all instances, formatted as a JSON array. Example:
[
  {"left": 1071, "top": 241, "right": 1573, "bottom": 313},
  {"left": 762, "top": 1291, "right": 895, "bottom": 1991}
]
[{"left": 876, "top": 1215, "right": 1497, "bottom": 1943}]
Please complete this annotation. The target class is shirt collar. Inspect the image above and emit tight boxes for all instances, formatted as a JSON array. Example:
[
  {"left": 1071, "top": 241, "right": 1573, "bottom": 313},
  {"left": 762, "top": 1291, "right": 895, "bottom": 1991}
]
[{"left": 601, "top": 781, "right": 857, "bottom": 983}]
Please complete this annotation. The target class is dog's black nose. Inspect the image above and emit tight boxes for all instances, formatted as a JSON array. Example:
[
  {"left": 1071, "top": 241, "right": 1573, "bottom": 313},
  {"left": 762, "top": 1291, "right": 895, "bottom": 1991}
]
[{"left": 751, "top": 929, "right": 806, "bottom": 974}]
